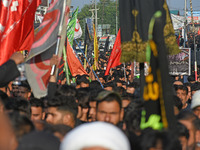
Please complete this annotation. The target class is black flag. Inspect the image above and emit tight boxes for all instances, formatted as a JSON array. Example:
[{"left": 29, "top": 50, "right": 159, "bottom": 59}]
[
  {"left": 119, "top": 0, "right": 180, "bottom": 63},
  {"left": 141, "top": 13, "right": 176, "bottom": 130},
  {"left": 84, "top": 23, "right": 94, "bottom": 65}
]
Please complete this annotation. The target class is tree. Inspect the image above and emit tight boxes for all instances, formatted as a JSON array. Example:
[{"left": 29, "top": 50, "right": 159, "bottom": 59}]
[{"left": 77, "top": 0, "right": 119, "bottom": 38}]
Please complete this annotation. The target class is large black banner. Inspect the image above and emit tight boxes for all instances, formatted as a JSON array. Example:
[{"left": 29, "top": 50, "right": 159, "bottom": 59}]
[{"left": 168, "top": 48, "right": 191, "bottom": 75}]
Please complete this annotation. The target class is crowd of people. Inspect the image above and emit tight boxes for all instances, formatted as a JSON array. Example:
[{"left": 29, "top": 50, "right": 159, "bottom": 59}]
[{"left": 1, "top": 46, "right": 200, "bottom": 150}]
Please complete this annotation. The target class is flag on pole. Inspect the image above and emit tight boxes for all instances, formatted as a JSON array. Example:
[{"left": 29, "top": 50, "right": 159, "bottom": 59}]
[
  {"left": 93, "top": 24, "right": 99, "bottom": 70},
  {"left": 0, "top": 0, "right": 41, "bottom": 65},
  {"left": 105, "top": 29, "right": 122, "bottom": 76},
  {"left": 74, "top": 19, "right": 83, "bottom": 39},
  {"left": 119, "top": 0, "right": 180, "bottom": 63},
  {"left": 84, "top": 23, "right": 93, "bottom": 65},
  {"left": 66, "top": 38, "right": 88, "bottom": 76},
  {"left": 141, "top": 12, "right": 176, "bottom": 130},
  {"left": 67, "top": 7, "right": 79, "bottom": 46},
  {"left": 25, "top": 0, "right": 71, "bottom": 98}
]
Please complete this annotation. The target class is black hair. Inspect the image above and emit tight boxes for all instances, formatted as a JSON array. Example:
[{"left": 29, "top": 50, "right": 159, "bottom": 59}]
[
  {"left": 187, "top": 74, "right": 195, "bottom": 82},
  {"left": 191, "top": 82, "right": 200, "bottom": 92},
  {"left": 174, "top": 85, "right": 188, "bottom": 95},
  {"left": 89, "top": 81, "right": 102, "bottom": 89},
  {"left": 176, "top": 110, "right": 198, "bottom": 121},
  {"left": 173, "top": 122, "right": 189, "bottom": 140},
  {"left": 103, "top": 81, "right": 117, "bottom": 89},
  {"left": 19, "top": 80, "right": 31, "bottom": 91},
  {"left": 114, "top": 86, "right": 126, "bottom": 96},
  {"left": 76, "top": 88, "right": 90, "bottom": 108},
  {"left": 5, "top": 97, "right": 31, "bottom": 118},
  {"left": 96, "top": 91, "right": 122, "bottom": 110},
  {"left": 55, "top": 85, "right": 77, "bottom": 97},
  {"left": 30, "top": 98, "right": 44, "bottom": 109},
  {"left": 79, "top": 76, "right": 90, "bottom": 84},
  {"left": 47, "top": 95, "right": 78, "bottom": 121},
  {"left": 140, "top": 129, "right": 182, "bottom": 150},
  {"left": 7, "top": 111, "right": 35, "bottom": 141}
]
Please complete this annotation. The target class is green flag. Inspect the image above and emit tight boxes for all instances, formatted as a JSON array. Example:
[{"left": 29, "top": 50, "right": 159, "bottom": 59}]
[{"left": 67, "top": 7, "right": 79, "bottom": 46}]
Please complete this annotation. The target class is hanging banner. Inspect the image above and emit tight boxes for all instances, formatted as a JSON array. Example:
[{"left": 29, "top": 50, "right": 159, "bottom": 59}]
[{"left": 168, "top": 48, "right": 191, "bottom": 75}]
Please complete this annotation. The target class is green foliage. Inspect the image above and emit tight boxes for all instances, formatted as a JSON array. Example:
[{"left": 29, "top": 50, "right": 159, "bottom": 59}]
[{"left": 77, "top": 0, "right": 119, "bottom": 37}]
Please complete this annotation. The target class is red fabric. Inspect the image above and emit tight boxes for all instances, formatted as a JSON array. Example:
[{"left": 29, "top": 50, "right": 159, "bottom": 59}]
[
  {"left": 105, "top": 29, "right": 122, "bottom": 76},
  {"left": 177, "top": 33, "right": 180, "bottom": 46},
  {"left": 66, "top": 38, "right": 88, "bottom": 77},
  {"left": 198, "top": 29, "right": 200, "bottom": 35},
  {"left": 0, "top": 0, "right": 40, "bottom": 65}
]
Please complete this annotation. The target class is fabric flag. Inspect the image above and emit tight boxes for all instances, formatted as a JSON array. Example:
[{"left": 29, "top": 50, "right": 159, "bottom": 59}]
[
  {"left": 66, "top": 38, "right": 88, "bottom": 76},
  {"left": 119, "top": 0, "right": 180, "bottom": 63},
  {"left": 0, "top": 0, "right": 41, "bottom": 65},
  {"left": 84, "top": 23, "right": 93, "bottom": 65},
  {"left": 25, "top": 0, "right": 71, "bottom": 98},
  {"left": 74, "top": 19, "right": 83, "bottom": 39},
  {"left": 198, "top": 29, "right": 200, "bottom": 35},
  {"left": 67, "top": 7, "right": 79, "bottom": 46},
  {"left": 141, "top": 13, "right": 176, "bottom": 130},
  {"left": 105, "top": 29, "right": 122, "bottom": 76},
  {"left": 177, "top": 32, "right": 180, "bottom": 46},
  {"left": 104, "top": 36, "right": 110, "bottom": 52},
  {"left": 93, "top": 24, "right": 99, "bottom": 70}
]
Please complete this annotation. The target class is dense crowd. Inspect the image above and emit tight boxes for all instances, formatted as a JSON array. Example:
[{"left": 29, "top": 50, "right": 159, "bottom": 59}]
[{"left": 1, "top": 48, "right": 200, "bottom": 150}]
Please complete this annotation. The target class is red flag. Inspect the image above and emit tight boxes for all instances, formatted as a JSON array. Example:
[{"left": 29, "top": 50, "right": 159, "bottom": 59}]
[
  {"left": 198, "top": 29, "right": 200, "bottom": 35},
  {"left": 66, "top": 38, "right": 88, "bottom": 77},
  {"left": 105, "top": 29, "right": 122, "bottom": 76},
  {"left": 0, "top": 0, "right": 41, "bottom": 65},
  {"left": 177, "top": 32, "right": 180, "bottom": 46}
]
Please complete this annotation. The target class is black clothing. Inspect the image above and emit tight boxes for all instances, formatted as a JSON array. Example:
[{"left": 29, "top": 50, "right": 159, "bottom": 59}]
[{"left": 0, "top": 60, "right": 20, "bottom": 87}]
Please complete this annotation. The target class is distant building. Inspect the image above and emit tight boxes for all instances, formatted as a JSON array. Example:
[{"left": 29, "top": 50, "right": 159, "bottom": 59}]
[{"left": 97, "top": 24, "right": 111, "bottom": 37}]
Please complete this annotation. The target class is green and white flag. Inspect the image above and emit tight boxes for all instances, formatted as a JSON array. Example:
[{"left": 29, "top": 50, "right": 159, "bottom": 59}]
[{"left": 67, "top": 7, "right": 79, "bottom": 46}]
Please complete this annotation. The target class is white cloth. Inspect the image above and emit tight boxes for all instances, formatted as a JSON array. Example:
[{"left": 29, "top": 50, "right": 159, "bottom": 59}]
[
  {"left": 60, "top": 122, "right": 131, "bottom": 150},
  {"left": 191, "top": 90, "right": 200, "bottom": 109}
]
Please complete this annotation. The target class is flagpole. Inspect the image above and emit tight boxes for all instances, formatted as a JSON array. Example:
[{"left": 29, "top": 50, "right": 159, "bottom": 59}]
[
  {"left": 63, "top": 47, "right": 70, "bottom": 85},
  {"left": 74, "top": 39, "right": 104, "bottom": 88},
  {"left": 50, "top": 0, "right": 67, "bottom": 75},
  {"left": 123, "top": 63, "right": 127, "bottom": 82},
  {"left": 84, "top": 45, "right": 88, "bottom": 69}
]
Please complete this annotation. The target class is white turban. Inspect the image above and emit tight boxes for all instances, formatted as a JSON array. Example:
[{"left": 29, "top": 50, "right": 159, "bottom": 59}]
[{"left": 60, "top": 122, "right": 130, "bottom": 150}]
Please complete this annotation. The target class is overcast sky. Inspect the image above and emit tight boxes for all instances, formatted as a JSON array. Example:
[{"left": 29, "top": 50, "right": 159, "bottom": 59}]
[{"left": 71, "top": 0, "right": 200, "bottom": 15}]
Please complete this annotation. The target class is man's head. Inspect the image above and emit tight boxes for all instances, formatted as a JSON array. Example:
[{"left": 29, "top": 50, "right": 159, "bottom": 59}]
[
  {"left": 87, "top": 89, "right": 103, "bottom": 122},
  {"left": 46, "top": 95, "right": 78, "bottom": 128},
  {"left": 30, "top": 98, "right": 45, "bottom": 121},
  {"left": 174, "top": 85, "right": 188, "bottom": 109},
  {"left": 76, "top": 88, "right": 90, "bottom": 121},
  {"left": 96, "top": 90, "right": 123, "bottom": 125},
  {"left": 16, "top": 80, "right": 31, "bottom": 100},
  {"left": 79, "top": 76, "right": 90, "bottom": 88},
  {"left": 177, "top": 110, "right": 198, "bottom": 150}
]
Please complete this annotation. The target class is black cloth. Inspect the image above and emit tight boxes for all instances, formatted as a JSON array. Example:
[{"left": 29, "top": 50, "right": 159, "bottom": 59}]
[
  {"left": 47, "top": 82, "right": 57, "bottom": 99},
  {"left": 17, "top": 131, "right": 60, "bottom": 150},
  {"left": 119, "top": 0, "right": 180, "bottom": 63},
  {"left": 0, "top": 60, "right": 20, "bottom": 87},
  {"left": 143, "top": 16, "right": 176, "bottom": 129}
]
